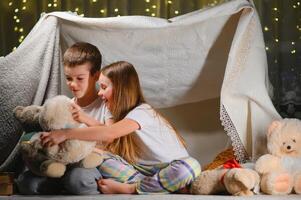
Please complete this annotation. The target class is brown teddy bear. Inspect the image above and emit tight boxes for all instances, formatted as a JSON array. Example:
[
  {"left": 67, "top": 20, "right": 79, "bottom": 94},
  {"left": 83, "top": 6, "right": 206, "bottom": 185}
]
[
  {"left": 14, "top": 95, "right": 103, "bottom": 178},
  {"left": 191, "top": 158, "right": 260, "bottom": 196},
  {"left": 255, "top": 118, "right": 301, "bottom": 195}
]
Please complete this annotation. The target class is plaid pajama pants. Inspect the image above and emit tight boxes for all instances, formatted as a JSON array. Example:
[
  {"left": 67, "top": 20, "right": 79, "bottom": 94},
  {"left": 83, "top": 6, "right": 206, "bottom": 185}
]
[{"left": 97, "top": 153, "right": 201, "bottom": 194}]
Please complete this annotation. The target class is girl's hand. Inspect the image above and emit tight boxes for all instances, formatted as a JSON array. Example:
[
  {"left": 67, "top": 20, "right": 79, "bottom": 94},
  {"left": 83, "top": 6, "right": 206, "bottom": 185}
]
[
  {"left": 40, "top": 130, "right": 67, "bottom": 147},
  {"left": 70, "top": 103, "right": 89, "bottom": 124}
]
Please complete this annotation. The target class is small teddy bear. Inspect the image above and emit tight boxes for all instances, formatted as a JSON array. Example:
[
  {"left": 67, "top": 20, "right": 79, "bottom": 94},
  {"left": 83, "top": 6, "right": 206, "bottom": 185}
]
[
  {"left": 14, "top": 95, "right": 103, "bottom": 178},
  {"left": 255, "top": 118, "right": 301, "bottom": 195},
  {"left": 191, "top": 159, "right": 260, "bottom": 196}
]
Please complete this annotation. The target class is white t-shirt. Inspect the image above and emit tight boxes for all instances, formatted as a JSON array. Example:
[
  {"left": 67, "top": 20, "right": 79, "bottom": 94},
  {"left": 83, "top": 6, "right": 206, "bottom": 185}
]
[
  {"left": 125, "top": 103, "right": 189, "bottom": 165},
  {"left": 71, "top": 98, "right": 112, "bottom": 127}
]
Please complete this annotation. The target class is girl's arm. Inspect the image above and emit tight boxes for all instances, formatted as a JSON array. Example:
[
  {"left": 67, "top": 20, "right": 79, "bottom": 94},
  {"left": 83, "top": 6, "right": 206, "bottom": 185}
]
[{"left": 40, "top": 118, "right": 139, "bottom": 147}]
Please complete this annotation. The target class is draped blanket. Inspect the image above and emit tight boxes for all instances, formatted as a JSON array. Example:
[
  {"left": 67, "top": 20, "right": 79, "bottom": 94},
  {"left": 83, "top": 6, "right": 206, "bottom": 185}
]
[{"left": 0, "top": 0, "right": 281, "bottom": 170}]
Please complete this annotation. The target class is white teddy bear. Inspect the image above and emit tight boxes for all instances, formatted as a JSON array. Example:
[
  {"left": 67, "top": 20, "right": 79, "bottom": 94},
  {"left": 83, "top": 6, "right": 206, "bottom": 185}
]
[
  {"left": 255, "top": 118, "right": 301, "bottom": 195},
  {"left": 14, "top": 95, "right": 103, "bottom": 178}
]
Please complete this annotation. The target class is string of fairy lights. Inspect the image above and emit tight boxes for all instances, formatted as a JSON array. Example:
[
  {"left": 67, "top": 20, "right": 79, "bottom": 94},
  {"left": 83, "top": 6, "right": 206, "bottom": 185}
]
[
  {"left": 7, "top": 0, "right": 227, "bottom": 51},
  {"left": 4, "top": 0, "right": 301, "bottom": 62}
]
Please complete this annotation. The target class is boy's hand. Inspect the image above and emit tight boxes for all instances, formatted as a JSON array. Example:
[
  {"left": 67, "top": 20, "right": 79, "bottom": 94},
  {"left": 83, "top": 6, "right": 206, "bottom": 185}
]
[
  {"left": 40, "top": 130, "right": 67, "bottom": 147},
  {"left": 70, "top": 103, "right": 89, "bottom": 124}
]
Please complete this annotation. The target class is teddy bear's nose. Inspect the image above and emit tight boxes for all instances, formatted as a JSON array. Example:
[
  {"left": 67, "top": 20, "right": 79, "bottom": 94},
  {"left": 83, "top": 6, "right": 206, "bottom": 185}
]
[{"left": 287, "top": 145, "right": 291, "bottom": 150}]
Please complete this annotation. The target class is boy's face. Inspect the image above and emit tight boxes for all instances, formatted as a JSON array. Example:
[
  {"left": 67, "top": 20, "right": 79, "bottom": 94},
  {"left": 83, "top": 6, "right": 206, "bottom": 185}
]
[{"left": 64, "top": 63, "right": 99, "bottom": 99}]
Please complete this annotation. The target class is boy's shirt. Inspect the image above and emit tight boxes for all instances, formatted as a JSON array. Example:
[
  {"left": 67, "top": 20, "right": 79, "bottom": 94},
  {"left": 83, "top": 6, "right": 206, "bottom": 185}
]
[{"left": 71, "top": 97, "right": 112, "bottom": 127}]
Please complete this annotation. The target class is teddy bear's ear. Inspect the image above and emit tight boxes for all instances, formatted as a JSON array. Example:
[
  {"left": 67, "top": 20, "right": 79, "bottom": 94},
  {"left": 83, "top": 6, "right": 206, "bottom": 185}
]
[{"left": 267, "top": 120, "right": 282, "bottom": 137}]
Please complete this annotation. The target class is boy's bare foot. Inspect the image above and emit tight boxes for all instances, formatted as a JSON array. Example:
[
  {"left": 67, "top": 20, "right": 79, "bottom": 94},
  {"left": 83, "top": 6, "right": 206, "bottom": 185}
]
[{"left": 98, "top": 179, "right": 136, "bottom": 194}]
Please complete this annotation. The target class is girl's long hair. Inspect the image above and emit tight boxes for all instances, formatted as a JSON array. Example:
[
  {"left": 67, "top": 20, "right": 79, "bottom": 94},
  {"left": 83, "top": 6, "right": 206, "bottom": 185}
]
[{"left": 101, "top": 61, "right": 186, "bottom": 164}]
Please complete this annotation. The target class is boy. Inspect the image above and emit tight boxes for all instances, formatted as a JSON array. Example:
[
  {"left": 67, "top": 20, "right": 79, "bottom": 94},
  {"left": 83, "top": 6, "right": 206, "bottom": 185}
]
[{"left": 16, "top": 42, "right": 111, "bottom": 194}]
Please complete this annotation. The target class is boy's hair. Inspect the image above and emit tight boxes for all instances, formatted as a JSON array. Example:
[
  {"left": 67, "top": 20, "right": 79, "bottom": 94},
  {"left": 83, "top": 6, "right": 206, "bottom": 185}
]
[
  {"left": 63, "top": 42, "right": 102, "bottom": 75},
  {"left": 101, "top": 61, "right": 186, "bottom": 164}
]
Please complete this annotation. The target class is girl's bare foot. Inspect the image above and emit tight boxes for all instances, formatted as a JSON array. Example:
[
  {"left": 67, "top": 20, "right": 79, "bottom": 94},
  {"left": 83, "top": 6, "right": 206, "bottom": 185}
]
[{"left": 98, "top": 179, "right": 136, "bottom": 194}]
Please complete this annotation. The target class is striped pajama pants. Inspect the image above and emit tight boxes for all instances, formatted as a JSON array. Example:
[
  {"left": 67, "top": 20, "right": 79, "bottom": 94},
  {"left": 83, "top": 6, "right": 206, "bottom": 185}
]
[{"left": 97, "top": 153, "right": 201, "bottom": 194}]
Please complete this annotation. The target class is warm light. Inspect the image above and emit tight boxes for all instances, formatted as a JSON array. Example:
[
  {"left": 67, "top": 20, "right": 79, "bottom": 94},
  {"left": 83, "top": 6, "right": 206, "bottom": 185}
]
[
  {"left": 264, "top": 26, "right": 269, "bottom": 31},
  {"left": 274, "top": 18, "right": 279, "bottom": 21},
  {"left": 114, "top": 8, "right": 119, "bottom": 12},
  {"left": 151, "top": 13, "right": 155, "bottom": 16},
  {"left": 14, "top": 9, "right": 19, "bottom": 13},
  {"left": 275, "top": 38, "right": 279, "bottom": 42},
  {"left": 13, "top": 16, "right": 17, "bottom": 19},
  {"left": 168, "top": 1, "right": 172, "bottom": 4},
  {"left": 53, "top": 3, "right": 57, "bottom": 7},
  {"left": 75, "top": 8, "right": 79, "bottom": 12},
  {"left": 19, "top": 28, "right": 24, "bottom": 32},
  {"left": 265, "top": 47, "right": 269, "bottom": 51},
  {"left": 22, "top": 0, "right": 27, "bottom": 3},
  {"left": 175, "top": 10, "right": 179, "bottom": 14},
  {"left": 291, "top": 50, "right": 296, "bottom": 54},
  {"left": 22, "top": 6, "right": 26, "bottom": 10},
  {"left": 145, "top": 0, "right": 150, "bottom": 2},
  {"left": 273, "top": 7, "right": 278, "bottom": 11},
  {"left": 152, "top": 5, "right": 156, "bottom": 8},
  {"left": 145, "top": 8, "right": 150, "bottom": 12},
  {"left": 80, "top": 14, "right": 84, "bottom": 17},
  {"left": 117, "top": 15, "right": 121, "bottom": 17},
  {"left": 292, "top": 42, "right": 295, "bottom": 45},
  {"left": 48, "top": 3, "right": 52, "bottom": 7},
  {"left": 293, "top": 5, "right": 297, "bottom": 8},
  {"left": 16, "top": 19, "right": 20, "bottom": 23},
  {"left": 100, "top": 9, "right": 105, "bottom": 13},
  {"left": 13, "top": 47, "right": 17, "bottom": 51},
  {"left": 14, "top": 27, "right": 18, "bottom": 31},
  {"left": 297, "top": 2, "right": 300, "bottom": 5},
  {"left": 92, "top": 0, "right": 97, "bottom": 2},
  {"left": 8, "top": 2, "right": 13, "bottom": 6}
]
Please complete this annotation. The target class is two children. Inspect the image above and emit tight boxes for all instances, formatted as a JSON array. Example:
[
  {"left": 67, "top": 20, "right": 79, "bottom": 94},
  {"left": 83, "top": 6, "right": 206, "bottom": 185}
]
[
  {"left": 17, "top": 41, "right": 201, "bottom": 195},
  {"left": 40, "top": 61, "right": 201, "bottom": 194}
]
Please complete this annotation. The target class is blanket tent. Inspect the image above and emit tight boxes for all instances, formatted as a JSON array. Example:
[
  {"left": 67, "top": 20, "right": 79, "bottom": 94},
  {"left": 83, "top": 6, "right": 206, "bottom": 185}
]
[{"left": 0, "top": 0, "right": 281, "bottom": 172}]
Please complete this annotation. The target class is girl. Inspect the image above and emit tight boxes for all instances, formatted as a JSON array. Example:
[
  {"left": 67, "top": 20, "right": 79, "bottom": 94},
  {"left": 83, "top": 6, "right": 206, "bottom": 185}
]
[{"left": 41, "top": 61, "right": 201, "bottom": 194}]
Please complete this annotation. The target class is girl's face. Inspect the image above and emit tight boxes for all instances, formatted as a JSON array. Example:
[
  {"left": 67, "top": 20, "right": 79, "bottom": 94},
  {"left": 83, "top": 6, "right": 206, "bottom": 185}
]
[
  {"left": 64, "top": 63, "right": 98, "bottom": 99},
  {"left": 97, "top": 73, "right": 113, "bottom": 107}
]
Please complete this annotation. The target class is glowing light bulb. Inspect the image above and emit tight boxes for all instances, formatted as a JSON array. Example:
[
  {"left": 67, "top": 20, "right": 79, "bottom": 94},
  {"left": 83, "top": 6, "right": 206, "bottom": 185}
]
[
  {"left": 291, "top": 50, "right": 296, "bottom": 54},
  {"left": 265, "top": 47, "right": 269, "bottom": 51},
  {"left": 151, "top": 13, "right": 155, "bottom": 16},
  {"left": 114, "top": 8, "right": 119, "bottom": 12},
  {"left": 168, "top": 1, "right": 172, "bottom": 4},
  {"left": 292, "top": 42, "right": 295, "bottom": 45},
  {"left": 9, "top": 2, "right": 13, "bottom": 6},
  {"left": 145, "top": 0, "right": 150, "bottom": 3},
  {"left": 145, "top": 8, "right": 150, "bottom": 12},
  {"left": 22, "top": 6, "right": 26, "bottom": 10},
  {"left": 273, "top": 7, "right": 278, "bottom": 11},
  {"left": 152, "top": 5, "right": 156, "bottom": 8},
  {"left": 100, "top": 9, "right": 105, "bottom": 13},
  {"left": 48, "top": 3, "right": 52, "bottom": 7},
  {"left": 175, "top": 10, "right": 179, "bottom": 14},
  {"left": 275, "top": 38, "right": 279, "bottom": 42},
  {"left": 264, "top": 26, "right": 269, "bottom": 31},
  {"left": 14, "top": 9, "right": 19, "bottom": 13},
  {"left": 19, "top": 28, "right": 23, "bottom": 32},
  {"left": 274, "top": 18, "right": 278, "bottom": 22}
]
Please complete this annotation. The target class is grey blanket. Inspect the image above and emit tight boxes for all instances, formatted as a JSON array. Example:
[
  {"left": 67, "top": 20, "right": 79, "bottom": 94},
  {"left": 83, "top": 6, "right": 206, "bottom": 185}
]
[{"left": 0, "top": 16, "right": 61, "bottom": 170}]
